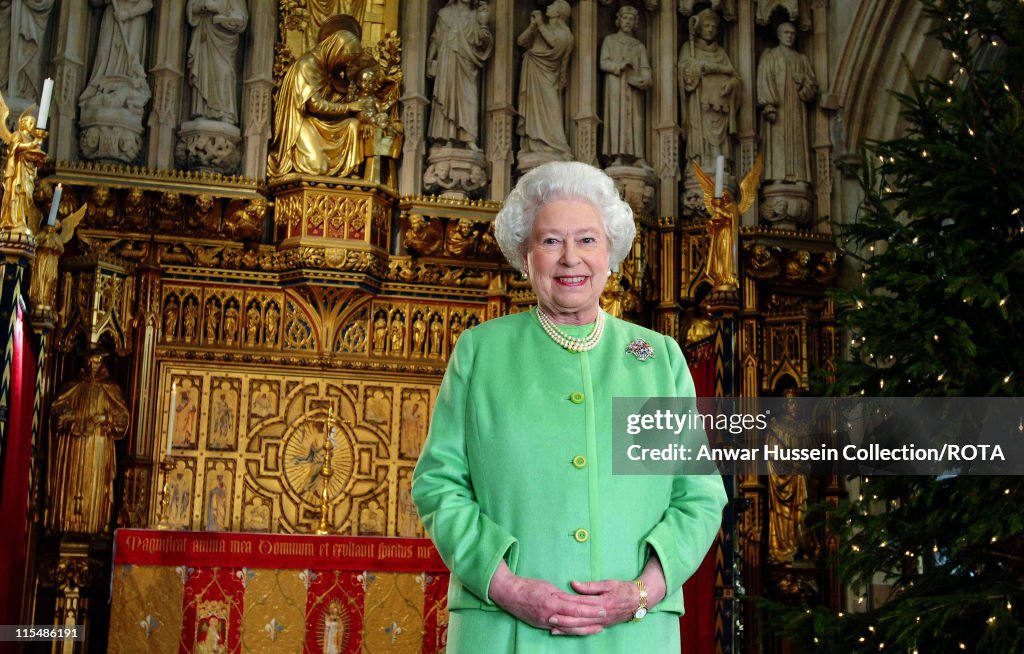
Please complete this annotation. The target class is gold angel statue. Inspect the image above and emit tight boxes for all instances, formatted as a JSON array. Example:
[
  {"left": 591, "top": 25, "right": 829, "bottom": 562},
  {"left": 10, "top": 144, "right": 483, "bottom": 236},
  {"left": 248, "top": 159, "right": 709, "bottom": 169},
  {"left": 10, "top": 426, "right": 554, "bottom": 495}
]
[
  {"left": 0, "top": 90, "right": 47, "bottom": 232},
  {"left": 692, "top": 155, "right": 763, "bottom": 290},
  {"left": 30, "top": 203, "right": 87, "bottom": 313}
]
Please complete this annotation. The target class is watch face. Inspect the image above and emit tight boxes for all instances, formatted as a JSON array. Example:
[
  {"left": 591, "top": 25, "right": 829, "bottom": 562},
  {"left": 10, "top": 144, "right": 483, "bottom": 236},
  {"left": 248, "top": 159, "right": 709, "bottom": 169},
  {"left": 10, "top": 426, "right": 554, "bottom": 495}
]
[{"left": 633, "top": 607, "right": 648, "bottom": 621}]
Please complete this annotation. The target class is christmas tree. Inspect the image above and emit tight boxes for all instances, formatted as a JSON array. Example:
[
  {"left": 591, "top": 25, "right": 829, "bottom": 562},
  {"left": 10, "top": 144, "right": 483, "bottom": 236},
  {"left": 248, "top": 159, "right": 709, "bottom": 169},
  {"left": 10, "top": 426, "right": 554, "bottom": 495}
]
[{"left": 761, "top": 1, "right": 1024, "bottom": 651}]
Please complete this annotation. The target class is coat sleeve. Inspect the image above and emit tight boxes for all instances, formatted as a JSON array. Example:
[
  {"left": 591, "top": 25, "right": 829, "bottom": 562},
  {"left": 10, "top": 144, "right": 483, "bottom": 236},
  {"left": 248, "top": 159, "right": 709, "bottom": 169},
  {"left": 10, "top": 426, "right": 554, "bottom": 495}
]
[
  {"left": 411, "top": 328, "right": 519, "bottom": 603},
  {"left": 643, "top": 335, "right": 729, "bottom": 592}
]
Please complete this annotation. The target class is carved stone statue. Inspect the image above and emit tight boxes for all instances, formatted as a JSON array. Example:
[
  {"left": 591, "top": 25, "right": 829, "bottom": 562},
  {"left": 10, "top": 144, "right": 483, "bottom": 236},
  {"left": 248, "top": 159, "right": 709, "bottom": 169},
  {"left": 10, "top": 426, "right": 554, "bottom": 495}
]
[
  {"left": 78, "top": 0, "right": 154, "bottom": 163},
  {"left": 176, "top": 0, "right": 249, "bottom": 174},
  {"left": 515, "top": 0, "right": 574, "bottom": 171},
  {"left": 186, "top": 0, "right": 248, "bottom": 124},
  {"left": 678, "top": 8, "right": 740, "bottom": 168},
  {"left": 600, "top": 6, "right": 651, "bottom": 167},
  {"left": 46, "top": 354, "right": 130, "bottom": 535},
  {"left": 5, "top": 0, "right": 55, "bottom": 102},
  {"left": 0, "top": 94, "right": 46, "bottom": 232},
  {"left": 426, "top": 0, "right": 493, "bottom": 150},
  {"left": 756, "top": 21, "right": 817, "bottom": 229},
  {"left": 757, "top": 22, "right": 817, "bottom": 185},
  {"left": 266, "top": 17, "right": 368, "bottom": 177}
]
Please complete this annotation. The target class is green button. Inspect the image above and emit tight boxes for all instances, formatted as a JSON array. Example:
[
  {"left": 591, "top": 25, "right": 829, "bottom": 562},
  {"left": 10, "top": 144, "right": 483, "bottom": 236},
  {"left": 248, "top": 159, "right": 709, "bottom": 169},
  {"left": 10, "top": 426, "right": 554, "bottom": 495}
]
[
  {"left": 572, "top": 455, "right": 587, "bottom": 469},
  {"left": 570, "top": 392, "right": 585, "bottom": 404},
  {"left": 573, "top": 528, "right": 590, "bottom": 543}
]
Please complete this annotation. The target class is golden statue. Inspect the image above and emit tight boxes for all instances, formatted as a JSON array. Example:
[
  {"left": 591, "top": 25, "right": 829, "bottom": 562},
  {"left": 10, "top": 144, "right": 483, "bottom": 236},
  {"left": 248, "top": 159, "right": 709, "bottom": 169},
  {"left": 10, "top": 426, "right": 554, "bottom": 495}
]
[
  {"left": 692, "top": 155, "right": 762, "bottom": 291},
  {"left": 0, "top": 90, "right": 47, "bottom": 232},
  {"left": 46, "top": 354, "right": 130, "bottom": 535},
  {"left": 766, "top": 387, "right": 815, "bottom": 564},
  {"left": 267, "top": 15, "right": 403, "bottom": 180},
  {"left": 30, "top": 204, "right": 87, "bottom": 313}
]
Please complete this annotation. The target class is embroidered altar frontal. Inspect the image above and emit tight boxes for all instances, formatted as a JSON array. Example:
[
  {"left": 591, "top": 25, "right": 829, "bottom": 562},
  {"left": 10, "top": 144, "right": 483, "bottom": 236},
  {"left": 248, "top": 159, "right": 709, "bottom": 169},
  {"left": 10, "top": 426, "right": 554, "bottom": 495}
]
[{"left": 109, "top": 529, "right": 450, "bottom": 653}]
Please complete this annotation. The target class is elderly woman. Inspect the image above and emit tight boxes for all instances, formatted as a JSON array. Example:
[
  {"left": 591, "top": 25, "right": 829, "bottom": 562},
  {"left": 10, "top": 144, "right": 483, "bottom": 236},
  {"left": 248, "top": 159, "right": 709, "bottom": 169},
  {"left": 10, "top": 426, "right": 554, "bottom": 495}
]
[{"left": 412, "top": 161, "right": 727, "bottom": 652}]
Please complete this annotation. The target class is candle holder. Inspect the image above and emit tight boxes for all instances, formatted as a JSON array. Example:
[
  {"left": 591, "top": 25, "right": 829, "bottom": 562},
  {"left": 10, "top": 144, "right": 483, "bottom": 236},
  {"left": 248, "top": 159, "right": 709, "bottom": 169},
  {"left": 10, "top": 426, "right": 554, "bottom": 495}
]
[
  {"left": 155, "top": 455, "right": 177, "bottom": 530},
  {"left": 314, "top": 411, "right": 336, "bottom": 536}
]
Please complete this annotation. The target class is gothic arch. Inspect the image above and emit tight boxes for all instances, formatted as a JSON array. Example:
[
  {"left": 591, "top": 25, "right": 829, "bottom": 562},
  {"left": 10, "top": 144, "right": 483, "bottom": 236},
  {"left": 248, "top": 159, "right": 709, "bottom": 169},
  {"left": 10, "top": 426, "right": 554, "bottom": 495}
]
[{"left": 827, "top": 1, "right": 954, "bottom": 154}]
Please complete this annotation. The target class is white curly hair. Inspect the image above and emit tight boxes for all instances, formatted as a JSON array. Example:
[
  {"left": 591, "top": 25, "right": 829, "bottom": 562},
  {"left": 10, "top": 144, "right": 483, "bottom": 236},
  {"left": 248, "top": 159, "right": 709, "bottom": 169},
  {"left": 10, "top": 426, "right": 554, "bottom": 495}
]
[{"left": 493, "top": 161, "right": 636, "bottom": 273}]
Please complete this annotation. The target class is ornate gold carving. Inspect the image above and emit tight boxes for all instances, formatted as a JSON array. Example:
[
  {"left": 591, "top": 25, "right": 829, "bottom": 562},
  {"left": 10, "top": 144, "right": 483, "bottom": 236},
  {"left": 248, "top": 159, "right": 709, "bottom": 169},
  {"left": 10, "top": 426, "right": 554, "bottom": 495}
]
[
  {"left": 154, "top": 366, "right": 436, "bottom": 536},
  {"left": 30, "top": 204, "right": 86, "bottom": 318},
  {"left": 58, "top": 254, "right": 134, "bottom": 354},
  {"left": 0, "top": 91, "right": 46, "bottom": 234},
  {"left": 47, "top": 355, "right": 130, "bottom": 536},
  {"left": 271, "top": 178, "right": 394, "bottom": 259}
]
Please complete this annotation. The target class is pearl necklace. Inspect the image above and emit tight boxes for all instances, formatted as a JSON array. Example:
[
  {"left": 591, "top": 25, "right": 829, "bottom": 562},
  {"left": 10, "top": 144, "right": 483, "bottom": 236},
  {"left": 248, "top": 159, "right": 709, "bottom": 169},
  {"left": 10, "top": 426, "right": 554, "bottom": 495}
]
[{"left": 536, "top": 307, "right": 606, "bottom": 353}]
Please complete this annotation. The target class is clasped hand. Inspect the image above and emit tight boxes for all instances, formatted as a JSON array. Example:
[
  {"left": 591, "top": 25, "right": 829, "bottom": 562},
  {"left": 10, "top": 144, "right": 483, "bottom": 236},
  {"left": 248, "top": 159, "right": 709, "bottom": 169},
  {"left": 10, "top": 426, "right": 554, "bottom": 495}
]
[{"left": 489, "top": 563, "right": 644, "bottom": 636}]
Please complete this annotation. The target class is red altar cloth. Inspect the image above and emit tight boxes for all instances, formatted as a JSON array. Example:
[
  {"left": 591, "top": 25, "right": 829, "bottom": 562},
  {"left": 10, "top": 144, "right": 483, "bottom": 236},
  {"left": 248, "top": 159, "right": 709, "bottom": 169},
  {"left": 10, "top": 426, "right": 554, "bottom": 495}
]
[{"left": 109, "top": 529, "right": 450, "bottom": 654}]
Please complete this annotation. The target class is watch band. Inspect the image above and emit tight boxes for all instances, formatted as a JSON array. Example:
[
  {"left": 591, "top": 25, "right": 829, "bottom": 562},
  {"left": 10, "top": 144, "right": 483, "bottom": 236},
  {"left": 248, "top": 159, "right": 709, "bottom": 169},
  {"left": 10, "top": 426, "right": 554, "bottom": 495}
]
[{"left": 630, "top": 579, "right": 648, "bottom": 622}]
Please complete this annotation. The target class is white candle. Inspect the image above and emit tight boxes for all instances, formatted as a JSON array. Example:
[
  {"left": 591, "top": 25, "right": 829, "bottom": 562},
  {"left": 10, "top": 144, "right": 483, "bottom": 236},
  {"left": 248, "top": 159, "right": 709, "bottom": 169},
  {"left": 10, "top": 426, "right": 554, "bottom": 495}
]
[
  {"left": 45, "top": 184, "right": 62, "bottom": 227},
  {"left": 713, "top": 155, "right": 725, "bottom": 198},
  {"left": 165, "top": 381, "right": 177, "bottom": 456},
  {"left": 37, "top": 78, "right": 54, "bottom": 130}
]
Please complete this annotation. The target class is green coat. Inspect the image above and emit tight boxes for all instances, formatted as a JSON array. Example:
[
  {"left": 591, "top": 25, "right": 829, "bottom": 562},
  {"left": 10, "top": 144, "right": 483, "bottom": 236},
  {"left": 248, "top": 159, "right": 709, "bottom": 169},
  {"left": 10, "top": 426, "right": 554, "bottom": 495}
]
[{"left": 412, "top": 310, "right": 728, "bottom": 652}]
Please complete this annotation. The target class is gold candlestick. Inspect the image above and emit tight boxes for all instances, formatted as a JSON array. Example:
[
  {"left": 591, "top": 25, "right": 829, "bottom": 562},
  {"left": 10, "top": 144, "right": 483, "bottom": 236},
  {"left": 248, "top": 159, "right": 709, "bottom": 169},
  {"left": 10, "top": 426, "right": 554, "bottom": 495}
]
[
  {"left": 315, "top": 408, "right": 335, "bottom": 535},
  {"left": 155, "top": 456, "right": 176, "bottom": 530}
]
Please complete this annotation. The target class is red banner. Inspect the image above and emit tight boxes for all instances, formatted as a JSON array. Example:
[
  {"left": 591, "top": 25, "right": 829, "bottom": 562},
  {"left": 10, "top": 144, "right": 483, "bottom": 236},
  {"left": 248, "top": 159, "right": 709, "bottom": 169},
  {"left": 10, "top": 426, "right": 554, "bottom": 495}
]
[{"left": 114, "top": 529, "right": 447, "bottom": 572}]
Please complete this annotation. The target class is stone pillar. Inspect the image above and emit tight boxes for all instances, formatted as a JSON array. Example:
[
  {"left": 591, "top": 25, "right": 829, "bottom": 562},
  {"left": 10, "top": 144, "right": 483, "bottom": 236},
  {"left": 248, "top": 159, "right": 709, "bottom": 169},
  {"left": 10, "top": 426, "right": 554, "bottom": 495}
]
[
  {"left": 811, "top": 0, "right": 833, "bottom": 229},
  {"left": 735, "top": 0, "right": 758, "bottom": 228},
  {"left": 49, "top": 1, "right": 90, "bottom": 162},
  {"left": 399, "top": 0, "right": 430, "bottom": 196},
  {"left": 486, "top": 0, "right": 516, "bottom": 201},
  {"left": 147, "top": 0, "right": 186, "bottom": 170},
  {"left": 651, "top": 0, "right": 680, "bottom": 219},
  {"left": 242, "top": 2, "right": 276, "bottom": 180},
  {"left": 570, "top": 0, "right": 600, "bottom": 167}
]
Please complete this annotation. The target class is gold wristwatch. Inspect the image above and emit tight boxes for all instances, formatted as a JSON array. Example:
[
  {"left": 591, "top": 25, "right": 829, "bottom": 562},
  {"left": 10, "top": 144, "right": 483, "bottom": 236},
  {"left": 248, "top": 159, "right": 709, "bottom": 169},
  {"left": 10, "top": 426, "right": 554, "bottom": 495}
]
[{"left": 630, "top": 579, "right": 648, "bottom": 622}]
